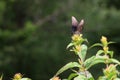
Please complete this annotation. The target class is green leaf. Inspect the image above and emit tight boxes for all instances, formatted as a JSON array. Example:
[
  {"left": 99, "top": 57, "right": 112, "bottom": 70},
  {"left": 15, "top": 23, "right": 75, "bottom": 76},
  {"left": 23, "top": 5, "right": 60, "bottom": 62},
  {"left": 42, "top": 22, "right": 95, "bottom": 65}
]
[
  {"left": 74, "top": 71, "right": 94, "bottom": 80},
  {"left": 55, "top": 62, "right": 81, "bottom": 76},
  {"left": 68, "top": 73, "right": 78, "bottom": 80},
  {"left": 78, "top": 44, "right": 87, "bottom": 61},
  {"left": 67, "top": 43, "right": 74, "bottom": 49},
  {"left": 115, "top": 78, "right": 120, "bottom": 80},
  {"left": 107, "top": 51, "right": 114, "bottom": 57},
  {"left": 84, "top": 39, "right": 88, "bottom": 43},
  {"left": 79, "top": 71, "right": 94, "bottom": 80},
  {"left": 74, "top": 75, "right": 87, "bottom": 80},
  {"left": 0, "top": 74, "right": 3, "bottom": 80},
  {"left": 88, "top": 77, "right": 95, "bottom": 80},
  {"left": 98, "top": 76, "right": 106, "bottom": 80},
  {"left": 84, "top": 56, "right": 96, "bottom": 70},
  {"left": 84, "top": 56, "right": 108, "bottom": 70},
  {"left": 108, "top": 41, "right": 116, "bottom": 45},
  {"left": 84, "top": 55, "right": 120, "bottom": 70},
  {"left": 89, "top": 43, "right": 102, "bottom": 49},
  {"left": 21, "top": 78, "right": 31, "bottom": 80},
  {"left": 109, "top": 58, "right": 120, "bottom": 65},
  {"left": 87, "top": 72, "right": 94, "bottom": 80},
  {"left": 96, "top": 50, "right": 104, "bottom": 56}
]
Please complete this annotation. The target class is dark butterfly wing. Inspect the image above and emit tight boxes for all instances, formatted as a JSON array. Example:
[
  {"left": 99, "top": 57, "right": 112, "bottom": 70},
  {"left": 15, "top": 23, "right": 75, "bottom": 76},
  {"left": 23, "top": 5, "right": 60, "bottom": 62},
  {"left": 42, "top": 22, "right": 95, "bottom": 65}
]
[
  {"left": 77, "top": 19, "right": 84, "bottom": 33},
  {"left": 71, "top": 16, "right": 78, "bottom": 34}
]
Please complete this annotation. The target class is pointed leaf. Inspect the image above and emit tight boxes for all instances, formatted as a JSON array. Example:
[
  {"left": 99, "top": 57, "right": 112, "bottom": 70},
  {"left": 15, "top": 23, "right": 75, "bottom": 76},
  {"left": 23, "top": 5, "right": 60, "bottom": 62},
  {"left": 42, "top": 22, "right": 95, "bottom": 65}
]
[
  {"left": 78, "top": 44, "right": 87, "bottom": 61},
  {"left": 67, "top": 43, "right": 74, "bottom": 49},
  {"left": 78, "top": 71, "right": 94, "bottom": 80},
  {"left": 84, "top": 56, "right": 96, "bottom": 70},
  {"left": 0, "top": 74, "right": 3, "bottom": 80},
  {"left": 96, "top": 50, "right": 104, "bottom": 56},
  {"left": 21, "top": 78, "right": 31, "bottom": 80},
  {"left": 55, "top": 62, "right": 81, "bottom": 76},
  {"left": 68, "top": 73, "right": 78, "bottom": 80},
  {"left": 109, "top": 58, "right": 120, "bottom": 65},
  {"left": 108, "top": 51, "right": 114, "bottom": 57},
  {"left": 84, "top": 56, "right": 108, "bottom": 70},
  {"left": 89, "top": 43, "right": 102, "bottom": 49},
  {"left": 98, "top": 76, "right": 106, "bottom": 80},
  {"left": 88, "top": 77, "right": 95, "bottom": 80},
  {"left": 74, "top": 75, "right": 87, "bottom": 80},
  {"left": 84, "top": 56, "right": 120, "bottom": 70},
  {"left": 108, "top": 41, "right": 116, "bottom": 45},
  {"left": 84, "top": 39, "right": 88, "bottom": 43}
]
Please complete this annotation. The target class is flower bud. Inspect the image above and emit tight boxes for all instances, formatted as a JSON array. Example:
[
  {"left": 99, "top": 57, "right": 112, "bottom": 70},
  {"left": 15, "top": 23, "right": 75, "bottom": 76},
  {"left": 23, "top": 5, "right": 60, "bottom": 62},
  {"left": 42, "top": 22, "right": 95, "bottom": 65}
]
[
  {"left": 72, "top": 34, "right": 80, "bottom": 41},
  {"left": 101, "top": 36, "right": 107, "bottom": 46},
  {"left": 14, "top": 73, "right": 22, "bottom": 79},
  {"left": 103, "top": 46, "right": 109, "bottom": 53},
  {"left": 104, "top": 64, "right": 118, "bottom": 79},
  {"left": 52, "top": 76, "right": 61, "bottom": 80}
]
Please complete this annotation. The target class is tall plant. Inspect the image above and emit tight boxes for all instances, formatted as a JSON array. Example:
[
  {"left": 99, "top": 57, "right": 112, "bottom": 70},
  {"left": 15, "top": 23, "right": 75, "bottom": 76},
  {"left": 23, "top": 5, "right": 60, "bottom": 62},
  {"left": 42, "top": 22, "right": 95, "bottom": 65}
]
[{"left": 50, "top": 16, "right": 120, "bottom": 80}]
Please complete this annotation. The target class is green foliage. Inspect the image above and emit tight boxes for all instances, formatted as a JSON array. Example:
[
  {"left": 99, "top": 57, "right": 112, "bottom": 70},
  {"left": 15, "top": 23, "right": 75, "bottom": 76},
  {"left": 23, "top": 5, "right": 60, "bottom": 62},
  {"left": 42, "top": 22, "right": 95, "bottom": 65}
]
[
  {"left": 0, "top": 73, "right": 31, "bottom": 80},
  {"left": 51, "top": 34, "right": 120, "bottom": 80}
]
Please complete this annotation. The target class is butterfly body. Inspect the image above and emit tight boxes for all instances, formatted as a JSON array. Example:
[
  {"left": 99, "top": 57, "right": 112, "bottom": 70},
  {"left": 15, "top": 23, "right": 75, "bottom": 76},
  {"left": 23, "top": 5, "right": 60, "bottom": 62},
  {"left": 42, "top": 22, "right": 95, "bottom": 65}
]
[{"left": 72, "top": 16, "right": 84, "bottom": 34}]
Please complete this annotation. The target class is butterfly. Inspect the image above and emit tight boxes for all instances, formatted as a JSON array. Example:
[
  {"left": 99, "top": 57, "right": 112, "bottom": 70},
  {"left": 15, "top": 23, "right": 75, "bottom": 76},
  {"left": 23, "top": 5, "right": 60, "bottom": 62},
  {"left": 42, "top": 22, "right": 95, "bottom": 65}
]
[{"left": 71, "top": 16, "right": 84, "bottom": 34}]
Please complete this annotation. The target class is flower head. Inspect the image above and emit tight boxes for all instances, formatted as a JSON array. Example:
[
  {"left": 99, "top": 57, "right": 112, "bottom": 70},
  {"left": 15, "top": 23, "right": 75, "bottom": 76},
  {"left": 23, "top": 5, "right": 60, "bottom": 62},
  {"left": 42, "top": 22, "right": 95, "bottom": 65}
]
[
  {"left": 101, "top": 36, "right": 108, "bottom": 46},
  {"left": 13, "top": 73, "right": 22, "bottom": 79},
  {"left": 72, "top": 34, "right": 83, "bottom": 41},
  {"left": 103, "top": 46, "right": 109, "bottom": 53},
  {"left": 51, "top": 76, "right": 61, "bottom": 80},
  {"left": 104, "top": 64, "right": 118, "bottom": 79},
  {"left": 72, "top": 34, "right": 81, "bottom": 41}
]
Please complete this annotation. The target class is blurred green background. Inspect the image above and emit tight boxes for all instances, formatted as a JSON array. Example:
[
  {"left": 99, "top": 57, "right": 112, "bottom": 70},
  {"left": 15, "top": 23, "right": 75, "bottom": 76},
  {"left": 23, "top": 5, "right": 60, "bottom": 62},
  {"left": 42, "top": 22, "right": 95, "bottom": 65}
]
[{"left": 0, "top": 0, "right": 120, "bottom": 80}]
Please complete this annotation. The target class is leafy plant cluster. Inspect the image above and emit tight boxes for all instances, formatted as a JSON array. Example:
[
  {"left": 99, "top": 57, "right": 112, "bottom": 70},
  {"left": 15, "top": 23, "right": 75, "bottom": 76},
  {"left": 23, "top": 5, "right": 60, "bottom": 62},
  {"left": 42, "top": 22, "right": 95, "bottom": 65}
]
[
  {"left": 50, "top": 34, "right": 120, "bottom": 80},
  {"left": 0, "top": 73, "right": 31, "bottom": 80}
]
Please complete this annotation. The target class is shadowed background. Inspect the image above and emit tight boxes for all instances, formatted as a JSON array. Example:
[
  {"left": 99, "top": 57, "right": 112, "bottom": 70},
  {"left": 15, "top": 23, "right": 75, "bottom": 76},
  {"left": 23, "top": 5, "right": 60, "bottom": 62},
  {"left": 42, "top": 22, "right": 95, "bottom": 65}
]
[{"left": 0, "top": 0, "right": 120, "bottom": 80}]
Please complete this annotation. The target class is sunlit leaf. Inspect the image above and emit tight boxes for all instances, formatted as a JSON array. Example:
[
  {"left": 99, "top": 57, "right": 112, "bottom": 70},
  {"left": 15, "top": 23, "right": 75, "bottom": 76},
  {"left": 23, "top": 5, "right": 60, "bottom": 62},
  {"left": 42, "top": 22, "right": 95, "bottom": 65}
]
[
  {"left": 68, "top": 73, "right": 78, "bottom": 80},
  {"left": 74, "top": 74, "right": 87, "bottom": 80},
  {"left": 98, "top": 76, "right": 106, "bottom": 80},
  {"left": 108, "top": 51, "right": 114, "bottom": 57},
  {"left": 84, "top": 56, "right": 107, "bottom": 70},
  {"left": 21, "top": 78, "right": 31, "bottom": 80},
  {"left": 108, "top": 41, "right": 116, "bottom": 45},
  {"left": 78, "top": 71, "right": 94, "bottom": 80},
  {"left": 84, "top": 55, "right": 120, "bottom": 70},
  {"left": 67, "top": 43, "right": 74, "bottom": 49},
  {"left": 84, "top": 39, "right": 88, "bottom": 43},
  {"left": 84, "top": 56, "right": 96, "bottom": 70},
  {"left": 78, "top": 44, "right": 87, "bottom": 61},
  {"left": 88, "top": 77, "right": 95, "bottom": 80},
  {"left": 115, "top": 78, "right": 120, "bottom": 80},
  {"left": 109, "top": 58, "right": 120, "bottom": 65},
  {"left": 96, "top": 50, "right": 104, "bottom": 56},
  {"left": 89, "top": 43, "right": 103, "bottom": 49},
  {"left": 0, "top": 74, "right": 3, "bottom": 80},
  {"left": 55, "top": 62, "right": 81, "bottom": 76}
]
